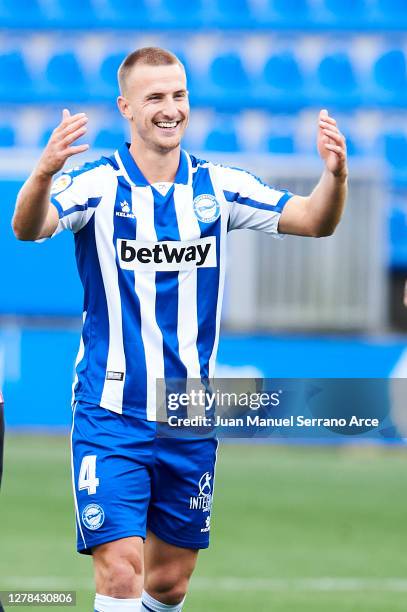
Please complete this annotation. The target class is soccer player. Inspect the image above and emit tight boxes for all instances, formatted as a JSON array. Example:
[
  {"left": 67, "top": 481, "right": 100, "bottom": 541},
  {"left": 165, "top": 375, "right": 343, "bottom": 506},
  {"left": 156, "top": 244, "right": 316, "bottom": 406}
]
[{"left": 12, "top": 47, "right": 348, "bottom": 611}]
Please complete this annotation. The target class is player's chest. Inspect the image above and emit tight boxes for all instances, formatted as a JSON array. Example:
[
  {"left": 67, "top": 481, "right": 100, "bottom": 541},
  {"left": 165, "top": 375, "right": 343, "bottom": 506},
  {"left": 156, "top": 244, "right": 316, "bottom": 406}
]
[{"left": 111, "top": 182, "right": 223, "bottom": 242}]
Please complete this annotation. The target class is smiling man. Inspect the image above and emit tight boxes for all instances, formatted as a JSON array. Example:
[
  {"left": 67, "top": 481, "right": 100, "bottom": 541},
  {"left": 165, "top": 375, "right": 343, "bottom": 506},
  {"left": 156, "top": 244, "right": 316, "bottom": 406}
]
[{"left": 12, "top": 47, "right": 348, "bottom": 612}]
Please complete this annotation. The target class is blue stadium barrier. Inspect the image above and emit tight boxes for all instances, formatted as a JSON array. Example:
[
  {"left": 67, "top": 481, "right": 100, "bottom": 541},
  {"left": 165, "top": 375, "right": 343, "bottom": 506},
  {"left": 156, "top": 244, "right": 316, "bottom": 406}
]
[
  {"left": 1, "top": 181, "right": 83, "bottom": 316},
  {"left": 2, "top": 330, "right": 406, "bottom": 428}
]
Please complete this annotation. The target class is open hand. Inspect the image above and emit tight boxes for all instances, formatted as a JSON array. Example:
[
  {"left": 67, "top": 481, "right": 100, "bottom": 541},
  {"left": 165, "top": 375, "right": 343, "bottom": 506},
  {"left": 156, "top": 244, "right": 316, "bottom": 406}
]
[
  {"left": 317, "top": 109, "right": 348, "bottom": 179},
  {"left": 37, "top": 109, "right": 89, "bottom": 177}
]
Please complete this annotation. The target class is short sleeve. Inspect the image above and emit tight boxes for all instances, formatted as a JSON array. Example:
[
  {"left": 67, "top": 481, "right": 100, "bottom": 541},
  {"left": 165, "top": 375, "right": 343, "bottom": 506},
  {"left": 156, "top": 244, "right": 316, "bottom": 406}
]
[
  {"left": 216, "top": 165, "right": 293, "bottom": 235},
  {"left": 48, "top": 163, "right": 104, "bottom": 237}
]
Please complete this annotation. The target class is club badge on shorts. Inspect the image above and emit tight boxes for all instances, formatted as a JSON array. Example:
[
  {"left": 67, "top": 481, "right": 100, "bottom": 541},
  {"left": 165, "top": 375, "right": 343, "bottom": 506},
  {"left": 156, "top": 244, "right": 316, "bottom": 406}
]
[{"left": 81, "top": 503, "right": 105, "bottom": 530}]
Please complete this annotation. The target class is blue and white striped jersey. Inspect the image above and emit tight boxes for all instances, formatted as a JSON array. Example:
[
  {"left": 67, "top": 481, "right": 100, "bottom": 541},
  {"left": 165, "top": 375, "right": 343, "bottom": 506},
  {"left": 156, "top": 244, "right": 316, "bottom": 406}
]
[{"left": 48, "top": 143, "right": 292, "bottom": 419}]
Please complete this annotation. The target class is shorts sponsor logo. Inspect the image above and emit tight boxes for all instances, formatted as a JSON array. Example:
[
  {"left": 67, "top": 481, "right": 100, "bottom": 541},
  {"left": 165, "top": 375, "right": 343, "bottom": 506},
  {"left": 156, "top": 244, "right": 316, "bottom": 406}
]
[
  {"left": 116, "top": 200, "right": 135, "bottom": 219},
  {"left": 201, "top": 515, "right": 211, "bottom": 533},
  {"left": 190, "top": 471, "right": 213, "bottom": 512},
  {"left": 117, "top": 237, "right": 217, "bottom": 272},
  {"left": 193, "top": 194, "right": 220, "bottom": 223},
  {"left": 82, "top": 503, "right": 105, "bottom": 530},
  {"left": 51, "top": 174, "right": 73, "bottom": 195}
]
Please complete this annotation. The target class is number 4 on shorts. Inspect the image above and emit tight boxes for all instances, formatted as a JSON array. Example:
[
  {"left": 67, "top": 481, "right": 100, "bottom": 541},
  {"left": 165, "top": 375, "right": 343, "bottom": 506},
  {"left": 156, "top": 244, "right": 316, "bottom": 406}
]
[{"left": 78, "top": 455, "right": 100, "bottom": 494}]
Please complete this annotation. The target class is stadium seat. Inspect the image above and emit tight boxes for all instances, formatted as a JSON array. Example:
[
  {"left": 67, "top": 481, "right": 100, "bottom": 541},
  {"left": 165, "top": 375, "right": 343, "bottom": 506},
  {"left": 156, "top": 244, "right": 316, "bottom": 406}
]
[
  {"left": 39, "top": 128, "right": 53, "bottom": 148},
  {"left": 323, "top": 0, "right": 365, "bottom": 17},
  {"left": 271, "top": 0, "right": 309, "bottom": 17},
  {"left": 209, "top": 53, "right": 250, "bottom": 92},
  {"left": 0, "top": 0, "right": 44, "bottom": 26},
  {"left": 383, "top": 132, "right": 407, "bottom": 169},
  {"left": 373, "top": 50, "right": 407, "bottom": 95},
  {"left": 390, "top": 207, "right": 407, "bottom": 243},
  {"left": 267, "top": 134, "right": 295, "bottom": 155},
  {"left": 0, "top": 51, "right": 31, "bottom": 100},
  {"left": 263, "top": 52, "right": 303, "bottom": 91},
  {"left": 343, "top": 135, "right": 356, "bottom": 157},
  {"left": 215, "top": 0, "right": 252, "bottom": 20},
  {"left": 377, "top": 0, "right": 406, "bottom": 15},
  {"left": 104, "top": 0, "right": 149, "bottom": 27},
  {"left": 0, "top": 125, "right": 15, "bottom": 147},
  {"left": 318, "top": 53, "right": 356, "bottom": 93},
  {"left": 204, "top": 126, "right": 240, "bottom": 152},
  {"left": 99, "top": 52, "right": 127, "bottom": 96},
  {"left": 159, "top": 0, "right": 204, "bottom": 25},
  {"left": 45, "top": 52, "right": 86, "bottom": 99},
  {"left": 55, "top": 0, "right": 96, "bottom": 27},
  {"left": 94, "top": 127, "right": 127, "bottom": 150}
]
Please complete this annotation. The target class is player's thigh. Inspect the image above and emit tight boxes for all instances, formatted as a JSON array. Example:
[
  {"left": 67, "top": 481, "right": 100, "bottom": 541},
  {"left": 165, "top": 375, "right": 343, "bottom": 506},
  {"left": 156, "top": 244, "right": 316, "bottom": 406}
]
[
  {"left": 71, "top": 401, "right": 155, "bottom": 554},
  {"left": 148, "top": 436, "right": 218, "bottom": 550}
]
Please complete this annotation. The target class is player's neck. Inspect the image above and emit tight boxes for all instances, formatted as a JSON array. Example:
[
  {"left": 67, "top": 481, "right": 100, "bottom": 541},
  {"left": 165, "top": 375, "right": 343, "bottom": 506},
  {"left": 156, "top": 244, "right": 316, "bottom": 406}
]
[{"left": 128, "top": 141, "right": 180, "bottom": 184}]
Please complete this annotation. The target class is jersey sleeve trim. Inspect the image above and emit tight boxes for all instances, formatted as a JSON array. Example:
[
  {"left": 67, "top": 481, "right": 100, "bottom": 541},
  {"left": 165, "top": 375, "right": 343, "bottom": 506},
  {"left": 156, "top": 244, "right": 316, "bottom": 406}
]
[
  {"left": 223, "top": 189, "right": 293, "bottom": 214},
  {"left": 51, "top": 195, "right": 102, "bottom": 219},
  {"left": 50, "top": 196, "right": 63, "bottom": 216}
]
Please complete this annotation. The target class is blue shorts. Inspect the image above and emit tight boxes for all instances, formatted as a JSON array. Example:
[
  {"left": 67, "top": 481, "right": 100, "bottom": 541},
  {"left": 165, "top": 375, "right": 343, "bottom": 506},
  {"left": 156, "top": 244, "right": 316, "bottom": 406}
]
[{"left": 71, "top": 402, "right": 218, "bottom": 554}]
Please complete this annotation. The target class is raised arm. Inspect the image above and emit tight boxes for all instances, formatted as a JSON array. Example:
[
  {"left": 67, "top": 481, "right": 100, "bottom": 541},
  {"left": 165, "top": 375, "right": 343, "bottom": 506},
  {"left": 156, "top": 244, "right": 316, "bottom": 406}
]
[
  {"left": 277, "top": 109, "right": 348, "bottom": 237},
  {"left": 12, "top": 109, "right": 89, "bottom": 241}
]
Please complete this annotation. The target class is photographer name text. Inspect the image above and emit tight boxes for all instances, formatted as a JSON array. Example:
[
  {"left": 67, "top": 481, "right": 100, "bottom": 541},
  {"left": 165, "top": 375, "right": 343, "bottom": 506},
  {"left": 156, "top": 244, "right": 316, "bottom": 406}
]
[{"left": 167, "top": 415, "right": 380, "bottom": 428}]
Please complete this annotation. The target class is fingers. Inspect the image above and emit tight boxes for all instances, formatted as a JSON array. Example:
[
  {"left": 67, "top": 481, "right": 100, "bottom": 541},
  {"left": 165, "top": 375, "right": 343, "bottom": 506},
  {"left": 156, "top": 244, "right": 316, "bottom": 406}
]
[
  {"left": 66, "top": 144, "right": 90, "bottom": 156},
  {"left": 318, "top": 110, "right": 346, "bottom": 150},
  {"left": 39, "top": 110, "right": 89, "bottom": 175},
  {"left": 322, "top": 128, "right": 345, "bottom": 147},
  {"left": 55, "top": 112, "right": 88, "bottom": 134},
  {"left": 319, "top": 109, "right": 336, "bottom": 126},
  {"left": 324, "top": 143, "right": 346, "bottom": 159},
  {"left": 53, "top": 112, "right": 88, "bottom": 146}
]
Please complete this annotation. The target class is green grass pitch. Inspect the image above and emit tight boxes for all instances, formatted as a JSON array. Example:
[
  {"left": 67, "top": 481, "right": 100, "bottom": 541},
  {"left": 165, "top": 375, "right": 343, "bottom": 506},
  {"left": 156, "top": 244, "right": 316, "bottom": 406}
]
[{"left": 1, "top": 435, "right": 406, "bottom": 611}]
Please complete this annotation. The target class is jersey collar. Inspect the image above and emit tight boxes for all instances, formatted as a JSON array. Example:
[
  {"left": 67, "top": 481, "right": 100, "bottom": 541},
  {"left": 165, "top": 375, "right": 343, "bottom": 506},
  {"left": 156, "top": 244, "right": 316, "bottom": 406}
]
[{"left": 116, "top": 142, "right": 190, "bottom": 187}]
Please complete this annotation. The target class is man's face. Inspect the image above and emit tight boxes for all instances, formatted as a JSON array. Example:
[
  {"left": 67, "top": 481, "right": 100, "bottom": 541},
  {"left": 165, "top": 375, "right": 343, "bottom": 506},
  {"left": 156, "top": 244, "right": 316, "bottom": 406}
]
[{"left": 119, "top": 63, "right": 189, "bottom": 153}]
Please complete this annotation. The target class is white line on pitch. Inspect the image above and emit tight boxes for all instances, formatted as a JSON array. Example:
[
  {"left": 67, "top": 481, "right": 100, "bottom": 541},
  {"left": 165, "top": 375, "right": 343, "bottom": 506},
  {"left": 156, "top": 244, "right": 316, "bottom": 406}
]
[{"left": 2, "top": 577, "right": 407, "bottom": 592}]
